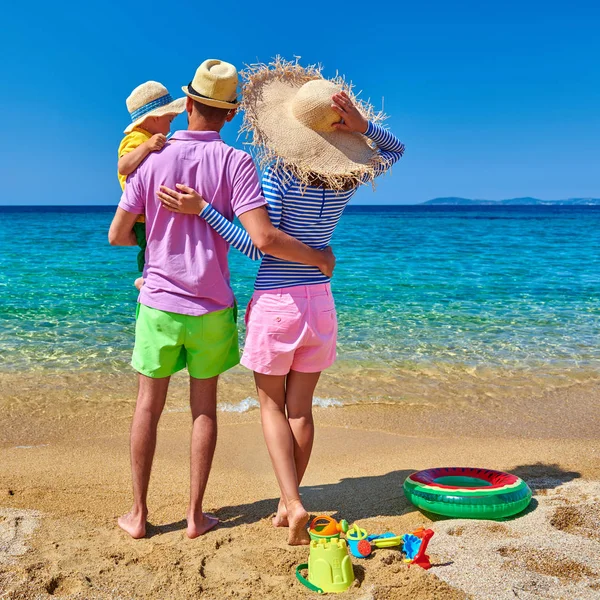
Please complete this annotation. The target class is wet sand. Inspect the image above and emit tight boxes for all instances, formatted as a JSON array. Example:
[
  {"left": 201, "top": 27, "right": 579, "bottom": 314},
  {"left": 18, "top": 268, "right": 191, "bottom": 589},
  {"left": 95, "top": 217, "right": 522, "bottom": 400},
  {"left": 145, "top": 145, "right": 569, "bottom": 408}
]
[{"left": 1, "top": 370, "right": 599, "bottom": 599}]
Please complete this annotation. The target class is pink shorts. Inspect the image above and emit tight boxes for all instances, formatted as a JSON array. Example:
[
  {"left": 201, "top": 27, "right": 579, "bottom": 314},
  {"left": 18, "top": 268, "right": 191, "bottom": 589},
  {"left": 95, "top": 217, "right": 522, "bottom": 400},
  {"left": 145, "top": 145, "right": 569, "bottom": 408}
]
[{"left": 241, "top": 283, "right": 338, "bottom": 376}]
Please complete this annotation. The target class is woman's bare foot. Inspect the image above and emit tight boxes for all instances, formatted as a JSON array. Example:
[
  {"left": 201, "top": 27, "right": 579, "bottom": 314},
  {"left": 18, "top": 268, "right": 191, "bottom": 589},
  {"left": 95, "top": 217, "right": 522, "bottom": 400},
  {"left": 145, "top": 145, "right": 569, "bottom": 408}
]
[
  {"left": 118, "top": 508, "right": 147, "bottom": 539},
  {"left": 134, "top": 277, "right": 144, "bottom": 291},
  {"left": 272, "top": 499, "right": 289, "bottom": 528},
  {"left": 287, "top": 501, "right": 310, "bottom": 546},
  {"left": 186, "top": 511, "right": 219, "bottom": 539}
]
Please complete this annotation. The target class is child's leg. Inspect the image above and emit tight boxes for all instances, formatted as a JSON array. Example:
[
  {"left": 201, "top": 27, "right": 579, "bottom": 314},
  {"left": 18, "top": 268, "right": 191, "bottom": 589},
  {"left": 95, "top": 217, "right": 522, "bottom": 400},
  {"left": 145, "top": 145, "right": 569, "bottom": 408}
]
[
  {"left": 133, "top": 221, "right": 146, "bottom": 290},
  {"left": 133, "top": 222, "right": 147, "bottom": 271},
  {"left": 273, "top": 370, "right": 321, "bottom": 528},
  {"left": 254, "top": 372, "right": 310, "bottom": 546}
]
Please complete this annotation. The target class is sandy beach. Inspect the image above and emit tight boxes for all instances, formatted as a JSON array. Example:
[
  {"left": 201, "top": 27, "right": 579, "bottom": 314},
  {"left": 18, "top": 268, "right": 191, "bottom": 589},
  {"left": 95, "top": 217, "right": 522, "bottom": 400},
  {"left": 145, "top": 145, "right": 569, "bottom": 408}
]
[{"left": 1, "top": 367, "right": 599, "bottom": 599}]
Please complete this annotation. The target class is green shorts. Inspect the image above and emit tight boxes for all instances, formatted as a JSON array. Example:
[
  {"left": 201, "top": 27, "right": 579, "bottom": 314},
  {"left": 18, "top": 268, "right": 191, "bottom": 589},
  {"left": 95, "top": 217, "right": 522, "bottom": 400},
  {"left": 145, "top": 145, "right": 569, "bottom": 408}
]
[{"left": 131, "top": 304, "right": 239, "bottom": 379}]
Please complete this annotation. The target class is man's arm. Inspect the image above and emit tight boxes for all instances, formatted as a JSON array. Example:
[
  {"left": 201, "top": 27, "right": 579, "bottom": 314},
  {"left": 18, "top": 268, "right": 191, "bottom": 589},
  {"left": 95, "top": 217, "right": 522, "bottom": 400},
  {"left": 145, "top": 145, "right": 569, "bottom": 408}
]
[
  {"left": 157, "top": 184, "right": 335, "bottom": 277},
  {"left": 230, "top": 155, "right": 335, "bottom": 274},
  {"left": 108, "top": 207, "right": 140, "bottom": 246},
  {"left": 238, "top": 206, "right": 335, "bottom": 277}
]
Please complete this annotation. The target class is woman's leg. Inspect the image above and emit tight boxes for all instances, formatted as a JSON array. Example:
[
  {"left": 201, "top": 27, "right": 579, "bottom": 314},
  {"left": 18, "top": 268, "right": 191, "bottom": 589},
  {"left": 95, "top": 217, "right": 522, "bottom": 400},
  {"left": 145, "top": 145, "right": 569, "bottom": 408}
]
[
  {"left": 272, "top": 370, "right": 320, "bottom": 526},
  {"left": 286, "top": 370, "right": 320, "bottom": 482},
  {"left": 254, "top": 372, "right": 310, "bottom": 546}
]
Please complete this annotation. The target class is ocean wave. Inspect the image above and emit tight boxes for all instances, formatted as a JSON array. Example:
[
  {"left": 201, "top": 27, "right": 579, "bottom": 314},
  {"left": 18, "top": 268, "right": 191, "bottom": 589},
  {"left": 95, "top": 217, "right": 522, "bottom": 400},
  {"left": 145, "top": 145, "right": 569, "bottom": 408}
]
[
  {"left": 216, "top": 396, "right": 345, "bottom": 413},
  {"left": 218, "top": 397, "right": 259, "bottom": 413},
  {"left": 313, "top": 397, "right": 344, "bottom": 408}
]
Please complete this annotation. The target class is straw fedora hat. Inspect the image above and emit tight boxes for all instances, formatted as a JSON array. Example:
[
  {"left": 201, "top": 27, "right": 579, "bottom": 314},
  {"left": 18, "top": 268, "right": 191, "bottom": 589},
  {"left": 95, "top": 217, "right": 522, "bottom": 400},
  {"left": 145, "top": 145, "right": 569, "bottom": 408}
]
[
  {"left": 240, "top": 58, "right": 386, "bottom": 190},
  {"left": 124, "top": 81, "right": 186, "bottom": 134},
  {"left": 182, "top": 59, "right": 240, "bottom": 110}
]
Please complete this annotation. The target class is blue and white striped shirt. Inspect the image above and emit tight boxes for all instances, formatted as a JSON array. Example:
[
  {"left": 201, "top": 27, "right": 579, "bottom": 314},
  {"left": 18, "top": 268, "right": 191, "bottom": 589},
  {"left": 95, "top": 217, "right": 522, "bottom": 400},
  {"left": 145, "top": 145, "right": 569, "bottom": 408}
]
[{"left": 200, "top": 121, "right": 405, "bottom": 290}]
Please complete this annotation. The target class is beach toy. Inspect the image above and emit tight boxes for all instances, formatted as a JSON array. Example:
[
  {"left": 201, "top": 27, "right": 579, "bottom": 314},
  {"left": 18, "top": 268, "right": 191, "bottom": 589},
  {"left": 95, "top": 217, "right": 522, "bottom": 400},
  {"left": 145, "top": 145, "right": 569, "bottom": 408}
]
[
  {"left": 308, "top": 516, "right": 349, "bottom": 541},
  {"left": 346, "top": 524, "right": 371, "bottom": 557},
  {"left": 346, "top": 524, "right": 402, "bottom": 558},
  {"left": 370, "top": 532, "right": 402, "bottom": 548},
  {"left": 404, "top": 467, "right": 532, "bottom": 519},
  {"left": 296, "top": 537, "right": 355, "bottom": 594},
  {"left": 402, "top": 527, "right": 434, "bottom": 570}
]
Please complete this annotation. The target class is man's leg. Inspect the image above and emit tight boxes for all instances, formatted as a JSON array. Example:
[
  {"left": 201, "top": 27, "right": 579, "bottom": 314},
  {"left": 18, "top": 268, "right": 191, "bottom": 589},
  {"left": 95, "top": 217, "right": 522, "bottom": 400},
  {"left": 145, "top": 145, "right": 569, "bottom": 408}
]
[
  {"left": 118, "top": 374, "right": 170, "bottom": 539},
  {"left": 255, "top": 372, "right": 310, "bottom": 546},
  {"left": 273, "top": 370, "right": 321, "bottom": 528},
  {"left": 187, "top": 375, "right": 220, "bottom": 538},
  {"left": 184, "top": 305, "right": 239, "bottom": 537}
]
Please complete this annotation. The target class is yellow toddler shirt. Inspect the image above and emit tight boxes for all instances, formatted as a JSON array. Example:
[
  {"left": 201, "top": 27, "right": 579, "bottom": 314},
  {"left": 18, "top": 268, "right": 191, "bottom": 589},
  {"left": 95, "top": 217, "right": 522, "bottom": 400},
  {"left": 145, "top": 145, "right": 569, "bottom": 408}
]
[{"left": 118, "top": 127, "right": 152, "bottom": 222}]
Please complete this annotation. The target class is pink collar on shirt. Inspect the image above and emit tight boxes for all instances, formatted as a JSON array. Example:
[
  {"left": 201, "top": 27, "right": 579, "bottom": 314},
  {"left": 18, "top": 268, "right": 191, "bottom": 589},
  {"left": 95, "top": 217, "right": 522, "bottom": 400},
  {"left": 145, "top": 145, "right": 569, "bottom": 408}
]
[{"left": 169, "top": 130, "right": 223, "bottom": 142}]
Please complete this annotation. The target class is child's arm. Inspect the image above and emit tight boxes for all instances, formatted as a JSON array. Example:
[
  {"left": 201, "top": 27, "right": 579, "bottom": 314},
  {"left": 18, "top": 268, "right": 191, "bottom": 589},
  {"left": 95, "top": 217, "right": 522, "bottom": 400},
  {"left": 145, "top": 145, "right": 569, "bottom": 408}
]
[{"left": 118, "top": 134, "right": 167, "bottom": 176}]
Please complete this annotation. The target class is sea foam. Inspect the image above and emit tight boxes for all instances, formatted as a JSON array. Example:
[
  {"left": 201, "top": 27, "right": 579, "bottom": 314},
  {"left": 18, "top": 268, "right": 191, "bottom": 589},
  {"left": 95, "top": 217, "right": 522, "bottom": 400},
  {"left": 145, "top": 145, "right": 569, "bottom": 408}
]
[{"left": 217, "top": 396, "right": 344, "bottom": 413}]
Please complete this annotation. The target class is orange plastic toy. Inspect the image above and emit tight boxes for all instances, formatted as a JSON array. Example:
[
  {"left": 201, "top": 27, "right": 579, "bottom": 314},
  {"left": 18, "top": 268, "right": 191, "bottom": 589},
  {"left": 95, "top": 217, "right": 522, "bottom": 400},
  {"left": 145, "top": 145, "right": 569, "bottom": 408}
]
[{"left": 308, "top": 516, "right": 349, "bottom": 540}]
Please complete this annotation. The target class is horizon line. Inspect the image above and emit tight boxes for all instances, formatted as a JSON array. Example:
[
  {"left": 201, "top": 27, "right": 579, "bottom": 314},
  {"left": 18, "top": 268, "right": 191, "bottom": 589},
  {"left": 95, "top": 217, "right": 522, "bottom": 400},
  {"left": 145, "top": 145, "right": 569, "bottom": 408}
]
[{"left": 2, "top": 202, "right": 599, "bottom": 209}]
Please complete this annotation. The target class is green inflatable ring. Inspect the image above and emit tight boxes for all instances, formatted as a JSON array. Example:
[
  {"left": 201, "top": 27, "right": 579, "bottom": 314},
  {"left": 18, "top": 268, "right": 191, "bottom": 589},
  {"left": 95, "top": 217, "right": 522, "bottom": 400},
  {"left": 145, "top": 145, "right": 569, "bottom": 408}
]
[{"left": 404, "top": 467, "right": 532, "bottom": 519}]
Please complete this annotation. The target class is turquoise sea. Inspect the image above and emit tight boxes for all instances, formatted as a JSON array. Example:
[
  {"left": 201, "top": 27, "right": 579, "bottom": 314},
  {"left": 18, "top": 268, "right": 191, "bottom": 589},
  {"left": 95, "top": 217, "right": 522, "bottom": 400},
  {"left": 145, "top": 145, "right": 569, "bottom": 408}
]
[{"left": 1, "top": 205, "right": 599, "bottom": 402}]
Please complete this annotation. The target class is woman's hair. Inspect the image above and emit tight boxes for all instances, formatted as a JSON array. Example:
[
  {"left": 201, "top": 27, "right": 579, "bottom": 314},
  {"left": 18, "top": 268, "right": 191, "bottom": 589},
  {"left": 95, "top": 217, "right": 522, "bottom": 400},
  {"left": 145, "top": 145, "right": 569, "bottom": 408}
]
[{"left": 307, "top": 173, "right": 357, "bottom": 192}]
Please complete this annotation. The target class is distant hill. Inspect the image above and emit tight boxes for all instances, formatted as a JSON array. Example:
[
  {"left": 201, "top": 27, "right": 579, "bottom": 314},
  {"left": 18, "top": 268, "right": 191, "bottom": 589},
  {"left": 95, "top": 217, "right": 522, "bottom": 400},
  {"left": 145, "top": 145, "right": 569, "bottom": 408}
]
[{"left": 422, "top": 197, "right": 600, "bottom": 206}]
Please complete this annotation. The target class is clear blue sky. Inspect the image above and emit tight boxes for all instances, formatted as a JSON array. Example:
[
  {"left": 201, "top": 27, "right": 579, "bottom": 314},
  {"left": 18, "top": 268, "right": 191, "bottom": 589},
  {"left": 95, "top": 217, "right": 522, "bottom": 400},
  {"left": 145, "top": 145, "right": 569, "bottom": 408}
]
[{"left": 1, "top": 1, "right": 599, "bottom": 205}]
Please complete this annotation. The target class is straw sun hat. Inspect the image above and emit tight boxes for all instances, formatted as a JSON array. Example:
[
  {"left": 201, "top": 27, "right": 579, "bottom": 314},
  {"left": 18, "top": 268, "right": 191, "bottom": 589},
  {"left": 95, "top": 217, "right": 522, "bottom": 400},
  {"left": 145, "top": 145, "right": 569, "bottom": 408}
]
[
  {"left": 240, "top": 58, "right": 388, "bottom": 190},
  {"left": 124, "top": 81, "right": 186, "bottom": 134}
]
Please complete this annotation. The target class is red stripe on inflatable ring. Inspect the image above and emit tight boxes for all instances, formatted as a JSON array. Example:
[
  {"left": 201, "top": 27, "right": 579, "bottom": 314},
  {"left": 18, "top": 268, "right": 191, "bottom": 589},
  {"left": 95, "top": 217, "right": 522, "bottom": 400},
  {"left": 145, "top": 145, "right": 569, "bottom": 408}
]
[{"left": 410, "top": 467, "right": 518, "bottom": 490}]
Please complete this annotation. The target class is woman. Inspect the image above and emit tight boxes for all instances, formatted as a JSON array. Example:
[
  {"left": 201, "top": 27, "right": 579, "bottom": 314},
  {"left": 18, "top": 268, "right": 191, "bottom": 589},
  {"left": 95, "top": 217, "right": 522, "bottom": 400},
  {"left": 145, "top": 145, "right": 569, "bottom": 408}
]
[{"left": 158, "top": 59, "right": 404, "bottom": 545}]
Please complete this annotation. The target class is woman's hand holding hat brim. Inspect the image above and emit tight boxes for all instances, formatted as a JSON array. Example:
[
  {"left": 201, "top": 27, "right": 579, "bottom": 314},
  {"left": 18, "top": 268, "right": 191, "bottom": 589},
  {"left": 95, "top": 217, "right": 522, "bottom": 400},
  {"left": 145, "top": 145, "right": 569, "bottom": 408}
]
[{"left": 331, "top": 91, "right": 368, "bottom": 134}]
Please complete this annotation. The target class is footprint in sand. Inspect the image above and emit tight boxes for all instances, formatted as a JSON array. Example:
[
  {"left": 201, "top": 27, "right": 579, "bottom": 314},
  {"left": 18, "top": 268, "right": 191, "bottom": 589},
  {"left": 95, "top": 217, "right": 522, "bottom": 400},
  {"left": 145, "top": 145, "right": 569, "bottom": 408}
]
[
  {"left": 0, "top": 508, "right": 40, "bottom": 562},
  {"left": 45, "top": 574, "right": 85, "bottom": 596}
]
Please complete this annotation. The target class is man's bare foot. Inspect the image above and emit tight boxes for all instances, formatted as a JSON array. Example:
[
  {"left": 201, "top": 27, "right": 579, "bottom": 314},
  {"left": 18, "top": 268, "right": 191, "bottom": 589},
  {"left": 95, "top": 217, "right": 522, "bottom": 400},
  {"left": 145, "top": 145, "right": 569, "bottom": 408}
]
[
  {"left": 118, "top": 508, "right": 147, "bottom": 539},
  {"left": 272, "top": 499, "right": 289, "bottom": 528},
  {"left": 186, "top": 511, "right": 219, "bottom": 539},
  {"left": 134, "top": 277, "right": 144, "bottom": 291},
  {"left": 287, "top": 501, "right": 310, "bottom": 546}
]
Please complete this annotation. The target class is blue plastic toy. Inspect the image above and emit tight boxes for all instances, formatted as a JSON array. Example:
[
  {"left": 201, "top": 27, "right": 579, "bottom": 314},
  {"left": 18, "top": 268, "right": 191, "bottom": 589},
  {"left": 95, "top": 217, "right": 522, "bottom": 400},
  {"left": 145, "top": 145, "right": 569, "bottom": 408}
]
[
  {"left": 401, "top": 528, "right": 434, "bottom": 570},
  {"left": 346, "top": 524, "right": 401, "bottom": 558}
]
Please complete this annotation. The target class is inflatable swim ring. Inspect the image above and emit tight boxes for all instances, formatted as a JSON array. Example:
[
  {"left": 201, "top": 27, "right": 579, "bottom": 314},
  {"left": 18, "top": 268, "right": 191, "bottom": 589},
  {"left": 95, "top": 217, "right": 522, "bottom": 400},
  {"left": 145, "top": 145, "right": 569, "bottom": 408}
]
[{"left": 403, "top": 467, "right": 532, "bottom": 519}]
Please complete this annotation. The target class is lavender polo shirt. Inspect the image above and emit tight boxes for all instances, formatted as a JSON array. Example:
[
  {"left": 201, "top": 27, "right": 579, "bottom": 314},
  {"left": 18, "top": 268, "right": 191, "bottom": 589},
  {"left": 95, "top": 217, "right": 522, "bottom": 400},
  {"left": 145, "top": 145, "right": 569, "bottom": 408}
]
[{"left": 118, "top": 130, "right": 266, "bottom": 316}]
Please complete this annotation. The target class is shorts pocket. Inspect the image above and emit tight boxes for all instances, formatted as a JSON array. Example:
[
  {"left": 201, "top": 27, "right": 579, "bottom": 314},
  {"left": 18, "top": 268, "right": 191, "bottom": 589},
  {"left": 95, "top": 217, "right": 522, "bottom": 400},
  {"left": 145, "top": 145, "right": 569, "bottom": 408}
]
[
  {"left": 311, "top": 293, "right": 336, "bottom": 316},
  {"left": 254, "top": 293, "right": 301, "bottom": 315},
  {"left": 262, "top": 306, "right": 302, "bottom": 334},
  {"left": 317, "top": 310, "right": 337, "bottom": 335},
  {"left": 245, "top": 297, "right": 302, "bottom": 336},
  {"left": 313, "top": 298, "right": 337, "bottom": 338}
]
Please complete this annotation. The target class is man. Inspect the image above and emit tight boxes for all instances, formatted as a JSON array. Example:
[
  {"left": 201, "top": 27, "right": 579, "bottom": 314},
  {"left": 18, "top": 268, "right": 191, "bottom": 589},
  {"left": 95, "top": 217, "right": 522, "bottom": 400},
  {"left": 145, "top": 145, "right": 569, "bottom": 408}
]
[{"left": 108, "top": 59, "right": 334, "bottom": 539}]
